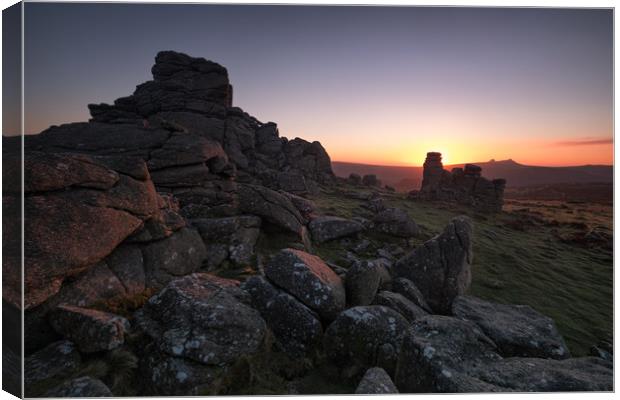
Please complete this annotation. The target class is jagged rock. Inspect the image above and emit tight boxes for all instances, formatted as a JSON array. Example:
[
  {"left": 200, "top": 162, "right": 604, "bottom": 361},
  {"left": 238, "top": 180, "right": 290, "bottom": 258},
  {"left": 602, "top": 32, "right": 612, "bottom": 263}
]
[
  {"left": 362, "top": 174, "right": 381, "bottom": 187},
  {"left": 49, "top": 305, "right": 130, "bottom": 353},
  {"left": 147, "top": 133, "right": 229, "bottom": 171},
  {"left": 324, "top": 306, "right": 409, "bottom": 375},
  {"left": 242, "top": 276, "right": 323, "bottom": 357},
  {"left": 140, "top": 348, "right": 225, "bottom": 396},
  {"left": 237, "top": 184, "right": 306, "bottom": 235},
  {"left": 308, "top": 216, "right": 364, "bottom": 244},
  {"left": 8, "top": 152, "right": 159, "bottom": 310},
  {"left": 193, "top": 215, "right": 261, "bottom": 268},
  {"left": 282, "top": 138, "right": 334, "bottom": 183},
  {"left": 394, "top": 216, "right": 473, "bottom": 314},
  {"left": 392, "top": 277, "right": 432, "bottom": 313},
  {"left": 355, "top": 367, "right": 399, "bottom": 394},
  {"left": 264, "top": 249, "right": 345, "bottom": 321},
  {"left": 25, "top": 340, "right": 82, "bottom": 397},
  {"left": 374, "top": 291, "right": 429, "bottom": 322},
  {"left": 141, "top": 227, "right": 207, "bottom": 289},
  {"left": 45, "top": 376, "right": 113, "bottom": 397},
  {"left": 345, "top": 260, "right": 384, "bottom": 306},
  {"left": 452, "top": 295, "right": 570, "bottom": 359},
  {"left": 373, "top": 207, "right": 420, "bottom": 238},
  {"left": 135, "top": 273, "right": 266, "bottom": 365}
]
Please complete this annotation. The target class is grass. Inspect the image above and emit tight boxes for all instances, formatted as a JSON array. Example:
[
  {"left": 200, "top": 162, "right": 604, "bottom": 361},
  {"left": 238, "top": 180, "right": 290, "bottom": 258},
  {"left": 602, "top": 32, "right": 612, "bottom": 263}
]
[{"left": 308, "top": 185, "right": 613, "bottom": 357}]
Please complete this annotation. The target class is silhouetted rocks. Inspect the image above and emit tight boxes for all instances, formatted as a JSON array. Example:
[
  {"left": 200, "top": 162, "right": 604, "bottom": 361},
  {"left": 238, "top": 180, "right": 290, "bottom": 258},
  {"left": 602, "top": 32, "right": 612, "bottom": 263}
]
[{"left": 417, "top": 152, "right": 506, "bottom": 212}]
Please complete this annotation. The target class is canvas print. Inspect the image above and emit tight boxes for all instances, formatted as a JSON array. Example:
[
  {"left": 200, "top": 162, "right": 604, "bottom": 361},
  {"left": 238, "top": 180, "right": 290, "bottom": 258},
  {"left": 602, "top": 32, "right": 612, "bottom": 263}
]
[{"left": 2, "top": 2, "right": 614, "bottom": 397}]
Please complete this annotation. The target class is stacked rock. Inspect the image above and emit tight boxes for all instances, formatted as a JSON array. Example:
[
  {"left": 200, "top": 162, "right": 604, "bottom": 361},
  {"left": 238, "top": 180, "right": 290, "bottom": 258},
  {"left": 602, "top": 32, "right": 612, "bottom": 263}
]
[{"left": 421, "top": 152, "right": 444, "bottom": 191}]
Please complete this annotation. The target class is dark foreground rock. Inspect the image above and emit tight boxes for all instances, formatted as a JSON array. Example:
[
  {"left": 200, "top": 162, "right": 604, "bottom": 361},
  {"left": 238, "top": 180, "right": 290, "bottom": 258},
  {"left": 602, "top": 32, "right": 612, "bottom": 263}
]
[
  {"left": 324, "top": 306, "right": 409, "bottom": 376},
  {"left": 264, "top": 249, "right": 345, "bottom": 321},
  {"left": 242, "top": 276, "right": 323, "bottom": 357},
  {"left": 394, "top": 216, "right": 473, "bottom": 314},
  {"left": 135, "top": 273, "right": 266, "bottom": 365},
  {"left": 355, "top": 367, "right": 399, "bottom": 394},
  {"left": 49, "top": 305, "right": 130, "bottom": 353},
  {"left": 25, "top": 340, "right": 82, "bottom": 397},
  {"left": 374, "top": 291, "right": 429, "bottom": 322},
  {"left": 45, "top": 376, "right": 113, "bottom": 397},
  {"left": 452, "top": 295, "right": 570, "bottom": 359},
  {"left": 395, "top": 315, "right": 612, "bottom": 393}
]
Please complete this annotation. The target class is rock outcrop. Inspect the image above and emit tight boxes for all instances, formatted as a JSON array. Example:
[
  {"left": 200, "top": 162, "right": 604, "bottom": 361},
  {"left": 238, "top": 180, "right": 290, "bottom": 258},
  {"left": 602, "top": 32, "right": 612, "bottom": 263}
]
[{"left": 415, "top": 152, "right": 506, "bottom": 212}]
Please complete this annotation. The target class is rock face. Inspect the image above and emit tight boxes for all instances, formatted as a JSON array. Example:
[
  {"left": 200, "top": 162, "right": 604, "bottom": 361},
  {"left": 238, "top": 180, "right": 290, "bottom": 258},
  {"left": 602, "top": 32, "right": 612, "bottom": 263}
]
[
  {"left": 394, "top": 216, "right": 473, "bottom": 314},
  {"left": 308, "top": 216, "right": 364, "bottom": 244},
  {"left": 355, "top": 367, "right": 399, "bottom": 394},
  {"left": 264, "top": 249, "right": 346, "bottom": 321},
  {"left": 374, "top": 291, "right": 429, "bottom": 322},
  {"left": 395, "top": 315, "right": 612, "bottom": 393},
  {"left": 345, "top": 260, "right": 384, "bottom": 307},
  {"left": 135, "top": 273, "right": 266, "bottom": 365},
  {"left": 49, "top": 305, "right": 130, "bottom": 353},
  {"left": 324, "top": 306, "right": 409, "bottom": 375},
  {"left": 452, "top": 296, "right": 570, "bottom": 359},
  {"left": 417, "top": 152, "right": 505, "bottom": 212}
]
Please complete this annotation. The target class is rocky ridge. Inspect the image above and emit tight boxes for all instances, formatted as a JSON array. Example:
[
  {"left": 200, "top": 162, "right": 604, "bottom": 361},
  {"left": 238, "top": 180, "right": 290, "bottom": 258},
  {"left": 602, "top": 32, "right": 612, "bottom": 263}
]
[{"left": 3, "top": 51, "right": 612, "bottom": 396}]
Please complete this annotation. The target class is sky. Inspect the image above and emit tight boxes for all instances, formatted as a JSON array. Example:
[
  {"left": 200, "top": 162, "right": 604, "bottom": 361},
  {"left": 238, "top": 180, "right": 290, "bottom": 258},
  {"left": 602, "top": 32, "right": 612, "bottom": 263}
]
[{"left": 13, "top": 4, "right": 614, "bottom": 166}]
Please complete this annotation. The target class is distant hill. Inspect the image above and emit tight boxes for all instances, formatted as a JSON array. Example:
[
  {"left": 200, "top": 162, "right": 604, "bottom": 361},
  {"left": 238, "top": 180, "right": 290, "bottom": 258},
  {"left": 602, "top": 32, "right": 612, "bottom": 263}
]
[{"left": 331, "top": 159, "right": 613, "bottom": 191}]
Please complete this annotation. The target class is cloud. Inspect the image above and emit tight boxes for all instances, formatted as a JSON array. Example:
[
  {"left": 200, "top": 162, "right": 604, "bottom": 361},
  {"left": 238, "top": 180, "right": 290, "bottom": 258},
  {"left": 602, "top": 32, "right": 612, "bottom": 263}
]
[{"left": 554, "top": 138, "right": 613, "bottom": 146}]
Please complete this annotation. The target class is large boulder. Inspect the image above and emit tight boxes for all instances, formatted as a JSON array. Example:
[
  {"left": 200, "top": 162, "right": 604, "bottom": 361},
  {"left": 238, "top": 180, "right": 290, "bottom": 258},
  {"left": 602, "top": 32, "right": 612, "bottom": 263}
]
[
  {"left": 324, "top": 306, "right": 409, "bottom": 375},
  {"left": 394, "top": 216, "right": 473, "bottom": 314},
  {"left": 242, "top": 276, "right": 323, "bottom": 357},
  {"left": 264, "top": 249, "right": 345, "bottom": 321},
  {"left": 355, "top": 367, "right": 399, "bottom": 394},
  {"left": 308, "top": 216, "right": 364, "bottom": 244},
  {"left": 141, "top": 227, "right": 207, "bottom": 289},
  {"left": 373, "top": 208, "right": 420, "bottom": 238},
  {"left": 345, "top": 260, "right": 384, "bottom": 306},
  {"left": 237, "top": 184, "right": 306, "bottom": 235},
  {"left": 192, "top": 215, "right": 261, "bottom": 269},
  {"left": 452, "top": 295, "right": 570, "bottom": 359},
  {"left": 135, "top": 273, "right": 266, "bottom": 365},
  {"left": 48, "top": 305, "right": 130, "bottom": 353}
]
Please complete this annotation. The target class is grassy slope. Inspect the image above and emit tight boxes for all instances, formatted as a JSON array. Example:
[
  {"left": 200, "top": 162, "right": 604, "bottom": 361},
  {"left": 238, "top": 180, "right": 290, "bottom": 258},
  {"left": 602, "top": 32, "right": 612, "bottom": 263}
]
[{"left": 309, "top": 186, "right": 613, "bottom": 356}]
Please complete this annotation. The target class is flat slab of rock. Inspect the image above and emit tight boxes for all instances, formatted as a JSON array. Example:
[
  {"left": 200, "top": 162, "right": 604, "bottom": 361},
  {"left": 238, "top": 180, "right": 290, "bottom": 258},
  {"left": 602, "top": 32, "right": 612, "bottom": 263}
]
[
  {"left": 394, "top": 216, "right": 473, "bottom": 314},
  {"left": 135, "top": 273, "right": 266, "bottom": 365},
  {"left": 308, "top": 216, "right": 364, "bottom": 244},
  {"left": 392, "top": 277, "right": 432, "bottom": 313},
  {"left": 237, "top": 184, "right": 305, "bottom": 235},
  {"left": 324, "top": 306, "right": 409, "bottom": 375},
  {"left": 355, "top": 367, "right": 399, "bottom": 394},
  {"left": 45, "top": 376, "right": 113, "bottom": 397},
  {"left": 452, "top": 295, "right": 570, "bottom": 359},
  {"left": 243, "top": 276, "right": 323, "bottom": 357},
  {"left": 49, "top": 305, "right": 130, "bottom": 353},
  {"left": 264, "top": 249, "right": 345, "bottom": 320}
]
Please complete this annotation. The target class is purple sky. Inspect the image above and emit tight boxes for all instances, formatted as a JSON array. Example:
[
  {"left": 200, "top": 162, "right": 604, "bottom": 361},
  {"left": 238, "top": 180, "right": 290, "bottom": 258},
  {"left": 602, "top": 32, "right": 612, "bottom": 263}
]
[{"left": 14, "top": 4, "right": 613, "bottom": 166}]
